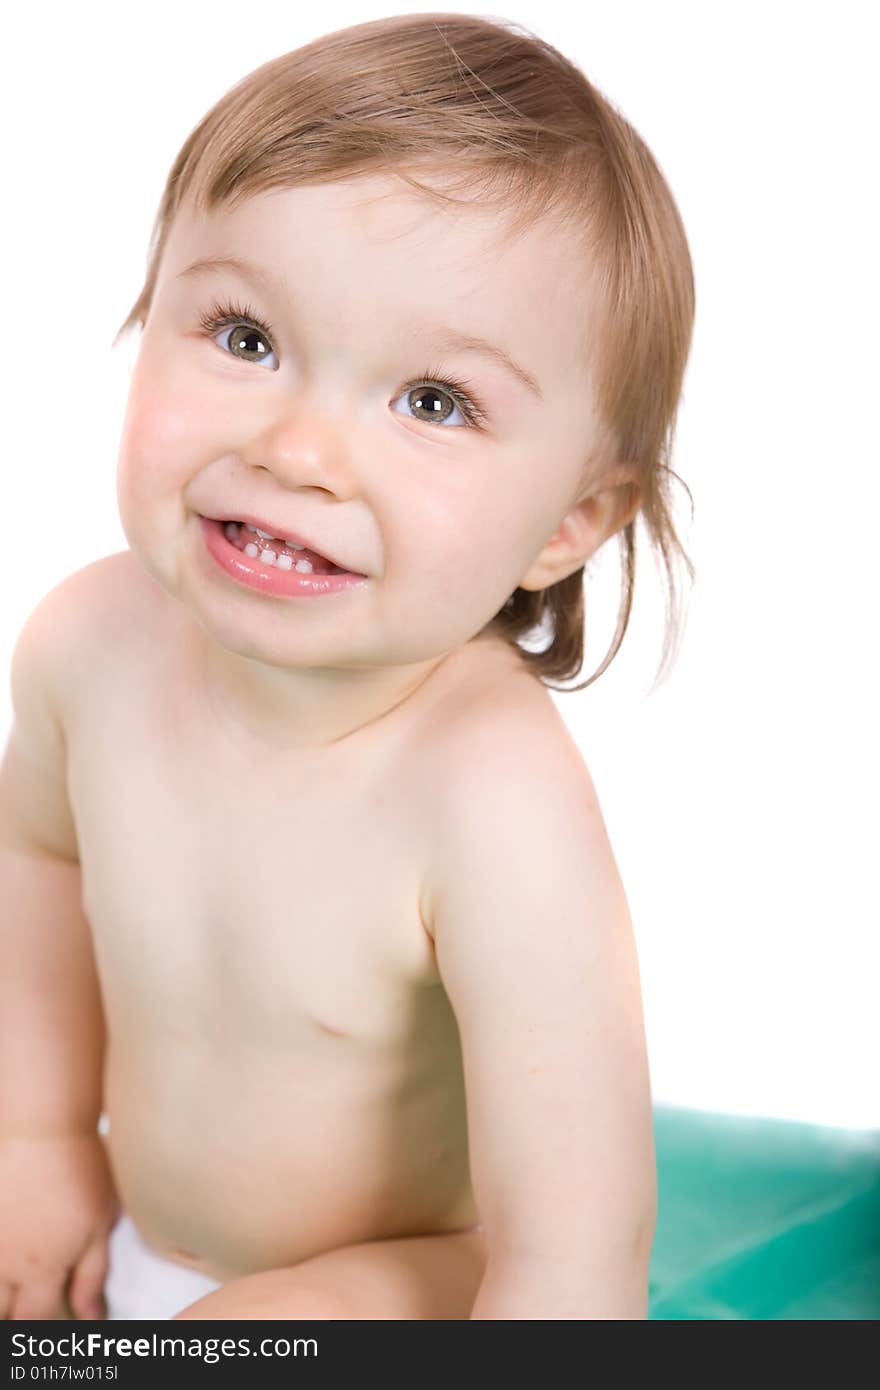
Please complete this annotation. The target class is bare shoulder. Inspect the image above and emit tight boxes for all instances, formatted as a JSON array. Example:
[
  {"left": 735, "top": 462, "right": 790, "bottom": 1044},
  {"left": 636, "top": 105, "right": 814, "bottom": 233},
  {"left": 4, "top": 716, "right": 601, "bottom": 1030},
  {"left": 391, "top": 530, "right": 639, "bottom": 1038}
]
[
  {"left": 12, "top": 549, "right": 161, "bottom": 729},
  {"left": 1, "top": 551, "right": 158, "bottom": 858},
  {"left": 50, "top": 548, "right": 162, "bottom": 633},
  {"left": 427, "top": 638, "right": 602, "bottom": 814},
  {"left": 419, "top": 640, "right": 616, "bottom": 929},
  {"left": 17, "top": 548, "right": 154, "bottom": 638}
]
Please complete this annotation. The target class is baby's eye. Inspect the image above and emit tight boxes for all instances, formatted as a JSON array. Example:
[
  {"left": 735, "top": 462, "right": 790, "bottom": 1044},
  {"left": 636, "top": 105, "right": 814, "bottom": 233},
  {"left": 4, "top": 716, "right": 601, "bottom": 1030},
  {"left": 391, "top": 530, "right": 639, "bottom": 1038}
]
[
  {"left": 391, "top": 382, "right": 474, "bottom": 429},
  {"left": 198, "top": 300, "right": 279, "bottom": 370},
  {"left": 206, "top": 320, "right": 279, "bottom": 371}
]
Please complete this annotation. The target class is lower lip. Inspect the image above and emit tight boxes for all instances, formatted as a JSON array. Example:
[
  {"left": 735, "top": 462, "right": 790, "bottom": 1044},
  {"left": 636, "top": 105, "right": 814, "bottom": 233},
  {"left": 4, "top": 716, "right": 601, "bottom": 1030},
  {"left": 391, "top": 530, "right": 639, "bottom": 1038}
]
[{"left": 197, "top": 516, "right": 369, "bottom": 598}]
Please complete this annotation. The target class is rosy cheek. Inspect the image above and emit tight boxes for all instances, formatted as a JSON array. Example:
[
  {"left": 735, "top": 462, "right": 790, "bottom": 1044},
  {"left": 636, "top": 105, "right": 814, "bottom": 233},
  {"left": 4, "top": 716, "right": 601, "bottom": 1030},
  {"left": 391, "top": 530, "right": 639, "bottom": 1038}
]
[{"left": 119, "top": 392, "right": 198, "bottom": 496}]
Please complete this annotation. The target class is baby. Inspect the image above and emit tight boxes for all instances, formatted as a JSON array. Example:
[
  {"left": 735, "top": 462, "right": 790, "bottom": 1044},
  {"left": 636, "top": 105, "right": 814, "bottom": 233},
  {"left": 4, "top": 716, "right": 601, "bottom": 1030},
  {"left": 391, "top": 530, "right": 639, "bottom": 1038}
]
[{"left": 0, "top": 13, "right": 694, "bottom": 1321}]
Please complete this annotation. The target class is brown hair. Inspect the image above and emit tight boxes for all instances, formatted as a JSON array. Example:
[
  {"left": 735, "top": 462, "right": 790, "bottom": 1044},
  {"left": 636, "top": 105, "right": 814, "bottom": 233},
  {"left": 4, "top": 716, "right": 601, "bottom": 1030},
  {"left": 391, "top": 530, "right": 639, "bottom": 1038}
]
[{"left": 113, "top": 11, "right": 696, "bottom": 693}]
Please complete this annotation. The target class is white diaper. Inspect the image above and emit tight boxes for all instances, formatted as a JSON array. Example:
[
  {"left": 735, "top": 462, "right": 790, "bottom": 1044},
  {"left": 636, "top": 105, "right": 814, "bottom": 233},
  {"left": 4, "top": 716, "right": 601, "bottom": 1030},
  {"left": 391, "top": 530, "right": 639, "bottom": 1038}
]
[{"left": 105, "top": 1213, "right": 223, "bottom": 1320}]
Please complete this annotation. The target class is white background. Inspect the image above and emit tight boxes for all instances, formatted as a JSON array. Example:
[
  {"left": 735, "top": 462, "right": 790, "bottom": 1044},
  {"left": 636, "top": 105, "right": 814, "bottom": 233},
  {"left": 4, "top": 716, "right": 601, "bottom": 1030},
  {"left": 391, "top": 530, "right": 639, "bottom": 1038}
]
[{"left": 4, "top": 2, "right": 877, "bottom": 1127}]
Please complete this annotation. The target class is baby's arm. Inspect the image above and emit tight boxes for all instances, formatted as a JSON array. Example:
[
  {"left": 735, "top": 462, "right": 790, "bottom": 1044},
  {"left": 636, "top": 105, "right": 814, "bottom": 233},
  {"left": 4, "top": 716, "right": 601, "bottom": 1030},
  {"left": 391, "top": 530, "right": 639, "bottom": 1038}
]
[
  {"left": 428, "top": 712, "right": 656, "bottom": 1320},
  {"left": 0, "top": 584, "right": 117, "bottom": 1319}
]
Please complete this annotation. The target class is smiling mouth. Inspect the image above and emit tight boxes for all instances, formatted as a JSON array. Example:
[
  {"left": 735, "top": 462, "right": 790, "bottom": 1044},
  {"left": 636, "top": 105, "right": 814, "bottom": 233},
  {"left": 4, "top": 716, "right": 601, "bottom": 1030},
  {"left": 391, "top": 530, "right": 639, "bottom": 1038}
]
[{"left": 216, "top": 520, "right": 352, "bottom": 576}]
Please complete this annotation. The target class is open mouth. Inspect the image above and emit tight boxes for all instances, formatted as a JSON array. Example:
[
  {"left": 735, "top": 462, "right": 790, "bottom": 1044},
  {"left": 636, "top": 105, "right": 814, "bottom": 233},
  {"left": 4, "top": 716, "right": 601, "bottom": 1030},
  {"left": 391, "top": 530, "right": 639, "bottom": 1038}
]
[
  {"left": 217, "top": 521, "right": 351, "bottom": 576},
  {"left": 198, "top": 515, "right": 368, "bottom": 597}
]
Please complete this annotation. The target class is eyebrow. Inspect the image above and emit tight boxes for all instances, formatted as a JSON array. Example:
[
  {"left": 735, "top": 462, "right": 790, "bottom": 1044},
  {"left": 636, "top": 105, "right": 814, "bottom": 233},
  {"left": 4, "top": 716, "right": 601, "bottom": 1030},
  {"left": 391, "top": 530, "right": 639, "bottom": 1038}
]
[{"left": 176, "top": 254, "right": 544, "bottom": 401}]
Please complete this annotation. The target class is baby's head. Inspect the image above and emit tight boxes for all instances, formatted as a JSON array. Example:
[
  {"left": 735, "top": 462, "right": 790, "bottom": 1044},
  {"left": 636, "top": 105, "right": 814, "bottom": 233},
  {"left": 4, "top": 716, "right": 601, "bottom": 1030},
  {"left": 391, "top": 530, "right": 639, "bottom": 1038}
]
[{"left": 114, "top": 12, "right": 694, "bottom": 691}]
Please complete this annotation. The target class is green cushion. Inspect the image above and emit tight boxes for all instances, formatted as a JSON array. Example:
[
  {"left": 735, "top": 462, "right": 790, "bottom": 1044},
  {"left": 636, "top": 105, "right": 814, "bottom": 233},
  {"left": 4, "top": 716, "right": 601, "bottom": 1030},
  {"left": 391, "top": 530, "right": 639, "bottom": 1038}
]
[{"left": 649, "top": 1106, "right": 880, "bottom": 1319}]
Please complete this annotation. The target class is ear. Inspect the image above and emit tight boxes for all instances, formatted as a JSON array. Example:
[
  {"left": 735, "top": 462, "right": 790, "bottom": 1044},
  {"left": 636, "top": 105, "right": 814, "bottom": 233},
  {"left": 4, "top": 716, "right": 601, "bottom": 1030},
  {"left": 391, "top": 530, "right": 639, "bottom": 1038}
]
[{"left": 518, "top": 463, "right": 641, "bottom": 592}]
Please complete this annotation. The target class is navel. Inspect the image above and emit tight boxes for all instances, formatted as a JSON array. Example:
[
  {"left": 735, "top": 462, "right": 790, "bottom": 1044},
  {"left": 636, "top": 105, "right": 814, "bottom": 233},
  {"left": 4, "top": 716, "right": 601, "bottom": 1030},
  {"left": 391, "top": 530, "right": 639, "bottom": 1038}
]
[{"left": 313, "top": 1016, "right": 347, "bottom": 1036}]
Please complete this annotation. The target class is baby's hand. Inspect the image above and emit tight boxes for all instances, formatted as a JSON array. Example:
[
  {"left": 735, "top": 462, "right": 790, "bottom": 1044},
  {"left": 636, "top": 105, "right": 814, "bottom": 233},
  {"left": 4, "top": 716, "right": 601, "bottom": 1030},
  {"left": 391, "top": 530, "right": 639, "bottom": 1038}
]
[{"left": 0, "top": 1133, "right": 119, "bottom": 1319}]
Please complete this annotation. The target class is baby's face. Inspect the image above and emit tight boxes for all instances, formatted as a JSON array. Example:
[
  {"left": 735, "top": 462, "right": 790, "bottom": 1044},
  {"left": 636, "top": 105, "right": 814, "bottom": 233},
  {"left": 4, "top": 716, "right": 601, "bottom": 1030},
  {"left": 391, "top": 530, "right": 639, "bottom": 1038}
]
[{"left": 117, "top": 176, "right": 605, "bottom": 670}]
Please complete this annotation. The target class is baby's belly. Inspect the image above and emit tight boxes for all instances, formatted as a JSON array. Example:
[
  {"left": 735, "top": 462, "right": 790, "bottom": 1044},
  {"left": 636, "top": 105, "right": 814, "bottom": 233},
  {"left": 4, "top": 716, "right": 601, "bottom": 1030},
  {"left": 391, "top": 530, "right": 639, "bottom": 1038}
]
[{"left": 101, "top": 1030, "right": 476, "bottom": 1281}]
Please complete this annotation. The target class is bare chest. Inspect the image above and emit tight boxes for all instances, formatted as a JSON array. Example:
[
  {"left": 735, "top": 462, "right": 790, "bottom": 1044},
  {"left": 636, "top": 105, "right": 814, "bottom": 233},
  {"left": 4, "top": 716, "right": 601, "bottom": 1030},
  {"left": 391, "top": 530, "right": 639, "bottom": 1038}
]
[{"left": 65, "top": 628, "right": 439, "bottom": 1055}]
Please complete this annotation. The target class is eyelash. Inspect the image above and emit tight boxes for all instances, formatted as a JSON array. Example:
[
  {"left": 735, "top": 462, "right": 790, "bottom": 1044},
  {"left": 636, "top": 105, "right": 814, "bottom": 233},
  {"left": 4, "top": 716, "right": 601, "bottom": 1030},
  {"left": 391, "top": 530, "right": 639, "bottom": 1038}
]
[{"left": 196, "top": 296, "right": 490, "bottom": 430}]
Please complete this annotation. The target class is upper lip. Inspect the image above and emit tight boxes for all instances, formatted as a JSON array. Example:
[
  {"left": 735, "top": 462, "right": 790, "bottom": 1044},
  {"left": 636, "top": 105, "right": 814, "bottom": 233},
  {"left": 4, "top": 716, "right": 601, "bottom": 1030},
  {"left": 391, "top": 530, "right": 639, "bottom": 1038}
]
[{"left": 203, "top": 512, "right": 364, "bottom": 575}]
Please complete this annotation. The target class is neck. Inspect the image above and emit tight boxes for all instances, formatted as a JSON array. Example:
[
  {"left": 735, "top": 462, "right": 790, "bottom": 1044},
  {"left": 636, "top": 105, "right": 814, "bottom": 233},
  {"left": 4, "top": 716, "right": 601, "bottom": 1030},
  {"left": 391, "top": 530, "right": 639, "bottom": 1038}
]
[{"left": 182, "top": 621, "right": 507, "bottom": 754}]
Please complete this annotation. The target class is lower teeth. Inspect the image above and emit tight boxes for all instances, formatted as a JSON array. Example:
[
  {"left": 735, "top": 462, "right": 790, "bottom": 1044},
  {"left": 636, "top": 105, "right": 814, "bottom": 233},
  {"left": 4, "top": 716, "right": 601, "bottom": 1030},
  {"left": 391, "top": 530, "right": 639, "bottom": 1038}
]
[
  {"left": 249, "top": 543, "right": 312, "bottom": 572},
  {"left": 223, "top": 522, "right": 314, "bottom": 573}
]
